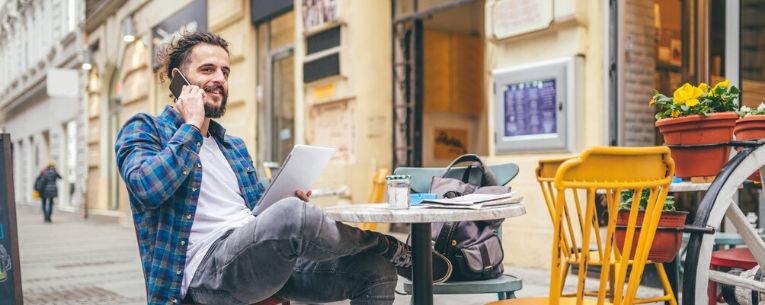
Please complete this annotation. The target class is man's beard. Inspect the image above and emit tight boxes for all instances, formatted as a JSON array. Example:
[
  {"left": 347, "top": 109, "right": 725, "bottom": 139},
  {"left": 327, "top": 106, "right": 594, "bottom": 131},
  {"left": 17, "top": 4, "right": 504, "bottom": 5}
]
[{"left": 202, "top": 84, "right": 228, "bottom": 118}]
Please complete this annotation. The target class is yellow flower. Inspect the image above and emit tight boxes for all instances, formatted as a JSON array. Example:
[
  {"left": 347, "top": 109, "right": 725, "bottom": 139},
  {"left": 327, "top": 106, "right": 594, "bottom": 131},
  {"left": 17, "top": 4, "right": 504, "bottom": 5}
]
[
  {"left": 673, "top": 83, "right": 703, "bottom": 106},
  {"left": 711, "top": 80, "right": 731, "bottom": 96},
  {"left": 714, "top": 80, "right": 730, "bottom": 89},
  {"left": 649, "top": 98, "right": 656, "bottom": 106},
  {"left": 671, "top": 110, "right": 681, "bottom": 118},
  {"left": 699, "top": 82, "right": 709, "bottom": 92}
]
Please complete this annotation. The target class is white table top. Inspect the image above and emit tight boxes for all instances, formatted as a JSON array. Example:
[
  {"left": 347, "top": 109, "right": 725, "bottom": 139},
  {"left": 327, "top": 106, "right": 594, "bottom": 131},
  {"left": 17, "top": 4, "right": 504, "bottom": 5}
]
[
  {"left": 322, "top": 203, "right": 526, "bottom": 223},
  {"left": 669, "top": 182, "right": 711, "bottom": 192}
]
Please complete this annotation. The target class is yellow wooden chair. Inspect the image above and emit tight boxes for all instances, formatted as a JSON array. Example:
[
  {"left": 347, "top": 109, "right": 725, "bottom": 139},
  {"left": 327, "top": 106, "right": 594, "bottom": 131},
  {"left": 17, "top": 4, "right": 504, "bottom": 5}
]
[
  {"left": 358, "top": 168, "right": 389, "bottom": 231},
  {"left": 491, "top": 146, "right": 675, "bottom": 305},
  {"left": 535, "top": 156, "right": 677, "bottom": 305}
]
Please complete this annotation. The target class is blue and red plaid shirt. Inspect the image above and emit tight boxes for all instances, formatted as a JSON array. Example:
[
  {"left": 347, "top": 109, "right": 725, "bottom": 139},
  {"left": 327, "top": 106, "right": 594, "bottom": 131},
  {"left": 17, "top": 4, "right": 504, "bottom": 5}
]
[{"left": 115, "top": 106, "right": 265, "bottom": 305}]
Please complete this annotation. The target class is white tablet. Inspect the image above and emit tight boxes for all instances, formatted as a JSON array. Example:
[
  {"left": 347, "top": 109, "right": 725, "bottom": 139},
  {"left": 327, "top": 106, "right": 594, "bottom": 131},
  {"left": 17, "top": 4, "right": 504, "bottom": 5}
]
[{"left": 252, "top": 145, "right": 335, "bottom": 216}]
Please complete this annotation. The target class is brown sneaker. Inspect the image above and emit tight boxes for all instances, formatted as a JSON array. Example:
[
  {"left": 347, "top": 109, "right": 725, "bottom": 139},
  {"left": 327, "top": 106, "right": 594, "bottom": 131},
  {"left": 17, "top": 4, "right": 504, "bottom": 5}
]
[{"left": 383, "top": 237, "right": 452, "bottom": 283}]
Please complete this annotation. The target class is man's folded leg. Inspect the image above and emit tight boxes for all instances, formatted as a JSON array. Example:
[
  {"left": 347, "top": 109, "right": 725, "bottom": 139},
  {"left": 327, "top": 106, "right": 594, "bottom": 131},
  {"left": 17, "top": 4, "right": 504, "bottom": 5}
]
[
  {"left": 276, "top": 253, "right": 397, "bottom": 305},
  {"left": 187, "top": 197, "right": 398, "bottom": 304}
]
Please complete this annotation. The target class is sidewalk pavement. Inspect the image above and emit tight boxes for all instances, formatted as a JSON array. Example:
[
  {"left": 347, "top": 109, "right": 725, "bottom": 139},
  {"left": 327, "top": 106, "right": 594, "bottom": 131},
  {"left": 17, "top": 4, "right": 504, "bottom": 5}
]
[{"left": 15, "top": 203, "right": 666, "bottom": 305}]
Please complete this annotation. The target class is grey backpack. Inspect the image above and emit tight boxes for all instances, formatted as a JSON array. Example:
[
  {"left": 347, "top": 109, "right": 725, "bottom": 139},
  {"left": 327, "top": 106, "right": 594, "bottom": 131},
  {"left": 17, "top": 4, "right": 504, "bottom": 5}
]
[{"left": 429, "top": 154, "right": 510, "bottom": 281}]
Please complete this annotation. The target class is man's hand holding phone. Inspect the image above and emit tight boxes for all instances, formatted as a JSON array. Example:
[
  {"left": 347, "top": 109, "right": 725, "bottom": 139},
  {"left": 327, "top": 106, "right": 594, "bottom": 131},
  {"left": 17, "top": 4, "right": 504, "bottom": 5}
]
[{"left": 170, "top": 69, "right": 205, "bottom": 130}]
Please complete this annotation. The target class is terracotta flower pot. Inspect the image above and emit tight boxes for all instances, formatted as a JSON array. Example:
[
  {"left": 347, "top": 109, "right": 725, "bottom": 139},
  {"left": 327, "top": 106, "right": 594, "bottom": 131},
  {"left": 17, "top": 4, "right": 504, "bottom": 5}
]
[
  {"left": 614, "top": 210, "right": 688, "bottom": 263},
  {"left": 734, "top": 115, "right": 765, "bottom": 181},
  {"left": 656, "top": 112, "right": 738, "bottom": 178}
]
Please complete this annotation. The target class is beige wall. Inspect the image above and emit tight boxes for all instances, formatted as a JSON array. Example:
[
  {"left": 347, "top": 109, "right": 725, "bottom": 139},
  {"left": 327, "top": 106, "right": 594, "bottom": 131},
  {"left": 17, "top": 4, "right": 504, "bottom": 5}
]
[
  {"left": 208, "top": 0, "right": 259, "bottom": 154},
  {"left": 484, "top": 0, "right": 606, "bottom": 268},
  {"left": 296, "top": 0, "right": 393, "bottom": 207}
]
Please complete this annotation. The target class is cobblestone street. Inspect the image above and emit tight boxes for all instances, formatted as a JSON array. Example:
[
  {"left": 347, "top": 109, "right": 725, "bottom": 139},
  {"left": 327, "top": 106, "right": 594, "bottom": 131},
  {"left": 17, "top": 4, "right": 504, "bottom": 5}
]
[{"left": 17, "top": 204, "right": 145, "bottom": 305}]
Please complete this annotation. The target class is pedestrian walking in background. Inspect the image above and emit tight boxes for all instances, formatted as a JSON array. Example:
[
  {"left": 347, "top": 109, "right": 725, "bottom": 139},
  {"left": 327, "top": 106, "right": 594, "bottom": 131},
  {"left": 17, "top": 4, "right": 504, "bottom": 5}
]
[
  {"left": 38, "top": 162, "right": 61, "bottom": 223},
  {"left": 33, "top": 169, "right": 46, "bottom": 219}
]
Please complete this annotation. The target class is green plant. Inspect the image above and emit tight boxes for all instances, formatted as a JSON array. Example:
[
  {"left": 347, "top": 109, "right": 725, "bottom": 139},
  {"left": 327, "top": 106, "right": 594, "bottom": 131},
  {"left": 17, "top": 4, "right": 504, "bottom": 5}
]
[
  {"left": 619, "top": 189, "right": 676, "bottom": 212},
  {"left": 737, "top": 102, "right": 765, "bottom": 117},
  {"left": 650, "top": 80, "right": 740, "bottom": 120}
]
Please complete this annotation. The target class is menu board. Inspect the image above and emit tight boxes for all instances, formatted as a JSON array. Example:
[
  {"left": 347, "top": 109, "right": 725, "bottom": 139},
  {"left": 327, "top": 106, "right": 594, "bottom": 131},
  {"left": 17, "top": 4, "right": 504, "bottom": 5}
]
[
  {"left": 0, "top": 134, "right": 22, "bottom": 305},
  {"left": 503, "top": 79, "right": 557, "bottom": 137},
  {"left": 493, "top": 56, "right": 578, "bottom": 153}
]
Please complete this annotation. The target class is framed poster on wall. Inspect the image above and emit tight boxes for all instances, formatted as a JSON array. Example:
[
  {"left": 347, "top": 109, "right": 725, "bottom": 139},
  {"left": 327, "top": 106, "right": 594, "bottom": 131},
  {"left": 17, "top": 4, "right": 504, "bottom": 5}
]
[
  {"left": 493, "top": 56, "right": 582, "bottom": 153},
  {"left": 434, "top": 128, "right": 468, "bottom": 160}
]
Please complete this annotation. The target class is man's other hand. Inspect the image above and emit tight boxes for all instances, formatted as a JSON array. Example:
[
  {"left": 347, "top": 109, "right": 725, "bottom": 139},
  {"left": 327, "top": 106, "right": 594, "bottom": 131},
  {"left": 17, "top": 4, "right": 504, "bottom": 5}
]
[{"left": 295, "top": 190, "right": 312, "bottom": 202}]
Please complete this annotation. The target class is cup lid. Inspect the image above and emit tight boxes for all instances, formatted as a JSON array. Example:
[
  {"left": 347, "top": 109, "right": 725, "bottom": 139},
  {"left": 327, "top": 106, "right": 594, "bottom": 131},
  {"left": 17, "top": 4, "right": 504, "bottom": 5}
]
[{"left": 385, "top": 175, "right": 411, "bottom": 180}]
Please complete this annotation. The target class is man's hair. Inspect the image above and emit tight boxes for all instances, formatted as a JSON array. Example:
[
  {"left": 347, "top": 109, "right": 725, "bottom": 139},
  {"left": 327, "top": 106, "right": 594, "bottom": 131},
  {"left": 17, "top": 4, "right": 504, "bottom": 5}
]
[{"left": 157, "top": 31, "right": 230, "bottom": 82}]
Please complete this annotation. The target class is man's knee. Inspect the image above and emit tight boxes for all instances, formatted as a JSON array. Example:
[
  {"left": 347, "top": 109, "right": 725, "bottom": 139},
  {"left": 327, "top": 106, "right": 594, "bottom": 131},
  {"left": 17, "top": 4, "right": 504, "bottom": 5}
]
[{"left": 261, "top": 197, "right": 307, "bottom": 235}]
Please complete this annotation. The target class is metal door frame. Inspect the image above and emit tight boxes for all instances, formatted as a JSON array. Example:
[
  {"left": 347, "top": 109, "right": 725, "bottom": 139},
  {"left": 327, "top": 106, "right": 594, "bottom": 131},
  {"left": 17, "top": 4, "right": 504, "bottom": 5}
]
[{"left": 264, "top": 45, "right": 295, "bottom": 163}]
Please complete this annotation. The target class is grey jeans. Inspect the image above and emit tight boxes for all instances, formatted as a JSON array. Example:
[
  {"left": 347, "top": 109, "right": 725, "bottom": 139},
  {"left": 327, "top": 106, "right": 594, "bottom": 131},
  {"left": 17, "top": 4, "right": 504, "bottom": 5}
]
[{"left": 186, "top": 197, "right": 398, "bottom": 305}]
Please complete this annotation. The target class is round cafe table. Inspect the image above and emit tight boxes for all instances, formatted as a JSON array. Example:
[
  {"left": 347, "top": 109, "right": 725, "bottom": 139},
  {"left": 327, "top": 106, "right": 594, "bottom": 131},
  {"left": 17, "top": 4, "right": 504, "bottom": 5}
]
[{"left": 323, "top": 203, "right": 526, "bottom": 305}]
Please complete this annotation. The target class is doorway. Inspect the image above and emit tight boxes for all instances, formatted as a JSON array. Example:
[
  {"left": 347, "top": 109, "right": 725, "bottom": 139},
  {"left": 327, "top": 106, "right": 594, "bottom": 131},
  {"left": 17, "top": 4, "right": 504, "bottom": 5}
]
[
  {"left": 392, "top": 0, "right": 486, "bottom": 168},
  {"left": 256, "top": 10, "right": 296, "bottom": 170}
]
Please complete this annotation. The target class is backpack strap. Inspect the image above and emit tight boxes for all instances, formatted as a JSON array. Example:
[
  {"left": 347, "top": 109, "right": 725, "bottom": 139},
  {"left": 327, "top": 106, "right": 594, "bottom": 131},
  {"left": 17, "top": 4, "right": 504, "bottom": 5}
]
[
  {"left": 444, "top": 154, "right": 499, "bottom": 186},
  {"left": 434, "top": 222, "right": 458, "bottom": 258}
]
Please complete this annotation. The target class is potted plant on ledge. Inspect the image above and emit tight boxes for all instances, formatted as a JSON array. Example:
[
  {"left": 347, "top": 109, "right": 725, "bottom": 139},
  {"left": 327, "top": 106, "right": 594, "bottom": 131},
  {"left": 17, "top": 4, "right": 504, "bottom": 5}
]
[
  {"left": 734, "top": 102, "right": 765, "bottom": 180},
  {"left": 651, "top": 80, "right": 740, "bottom": 178},
  {"left": 614, "top": 189, "right": 687, "bottom": 263}
]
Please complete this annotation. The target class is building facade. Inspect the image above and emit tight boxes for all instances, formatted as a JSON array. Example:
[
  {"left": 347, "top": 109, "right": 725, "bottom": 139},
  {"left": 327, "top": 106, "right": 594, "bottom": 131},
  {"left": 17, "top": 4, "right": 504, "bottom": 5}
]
[
  {"left": 80, "top": 0, "right": 765, "bottom": 268},
  {"left": 0, "top": 0, "right": 88, "bottom": 214}
]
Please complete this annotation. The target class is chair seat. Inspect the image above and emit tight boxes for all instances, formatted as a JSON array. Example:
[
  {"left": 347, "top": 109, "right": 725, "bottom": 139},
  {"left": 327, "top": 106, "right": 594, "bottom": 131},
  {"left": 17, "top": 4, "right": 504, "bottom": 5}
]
[
  {"left": 487, "top": 297, "right": 613, "bottom": 305},
  {"left": 711, "top": 247, "right": 757, "bottom": 269},
  {"left": 402, "top": 274, "right": 522, "bottom": 294}
]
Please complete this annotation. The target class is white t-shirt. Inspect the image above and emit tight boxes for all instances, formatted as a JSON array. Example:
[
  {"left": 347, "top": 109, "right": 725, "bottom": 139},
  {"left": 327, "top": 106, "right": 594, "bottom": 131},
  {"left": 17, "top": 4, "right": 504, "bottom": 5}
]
[{"left": 181, "top": 136, "right": 255, "bottom": 296}]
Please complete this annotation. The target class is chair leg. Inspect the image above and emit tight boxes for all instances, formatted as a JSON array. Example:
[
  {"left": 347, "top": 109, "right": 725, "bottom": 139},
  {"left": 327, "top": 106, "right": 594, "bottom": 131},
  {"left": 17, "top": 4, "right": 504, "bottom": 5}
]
[
  {"left": 560, "top": 261, "right": 570, "bottom": 294},
  {"left": 655, "top": 262, "right": 678, "bottom": 305},
  {"left": 608, "top": 265, "right": 616, "bottom": 302}
]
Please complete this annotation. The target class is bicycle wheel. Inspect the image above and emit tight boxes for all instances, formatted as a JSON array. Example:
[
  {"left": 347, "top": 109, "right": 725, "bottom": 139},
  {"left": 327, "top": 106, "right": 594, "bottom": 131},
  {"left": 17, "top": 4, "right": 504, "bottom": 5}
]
[{"left": 683, "top": 143, "right": 765, "bottom": 305}]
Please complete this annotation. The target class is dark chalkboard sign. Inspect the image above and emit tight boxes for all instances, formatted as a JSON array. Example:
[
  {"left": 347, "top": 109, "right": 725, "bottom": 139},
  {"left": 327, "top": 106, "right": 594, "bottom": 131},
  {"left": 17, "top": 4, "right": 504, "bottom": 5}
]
[{"left": 0, "top": 133, "right": 22, "bottom": 304}]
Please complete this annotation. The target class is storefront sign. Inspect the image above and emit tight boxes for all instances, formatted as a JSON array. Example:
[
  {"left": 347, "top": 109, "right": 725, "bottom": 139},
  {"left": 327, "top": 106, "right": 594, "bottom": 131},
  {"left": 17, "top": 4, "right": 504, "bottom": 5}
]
[
  {"left": 0, "top": 134, "right": 23, "bottom": 305},
  {"left": 491, "top": 0, "right": 553, "bottom": 40},
  {"left": 311, "top": 82, "right": 337, "bottom": 101},
  {"left": 434, "top": 129, "right": 468, "bottom": 160},
  {"left": 309, "top": 100, "right": 355, "bottom": 162},
  {"left": 151, "top": 0, "right": 208, "bottom": 70},
  {"left": 302, "top": 0, "right": 338, "bottom": 31}
]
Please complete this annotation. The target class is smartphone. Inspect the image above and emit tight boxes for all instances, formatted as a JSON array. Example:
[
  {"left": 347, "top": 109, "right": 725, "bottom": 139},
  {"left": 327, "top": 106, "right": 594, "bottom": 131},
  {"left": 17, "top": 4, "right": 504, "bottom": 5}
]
[{"left": 169, "top": 69, "right": 190, "bottom": 100}]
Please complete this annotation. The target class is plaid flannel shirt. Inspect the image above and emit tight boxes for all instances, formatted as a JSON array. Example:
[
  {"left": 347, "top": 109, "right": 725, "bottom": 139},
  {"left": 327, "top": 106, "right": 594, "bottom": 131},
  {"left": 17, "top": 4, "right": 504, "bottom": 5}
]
[{"left": 115, "top": 106, "right": 264, "bottom": 305}]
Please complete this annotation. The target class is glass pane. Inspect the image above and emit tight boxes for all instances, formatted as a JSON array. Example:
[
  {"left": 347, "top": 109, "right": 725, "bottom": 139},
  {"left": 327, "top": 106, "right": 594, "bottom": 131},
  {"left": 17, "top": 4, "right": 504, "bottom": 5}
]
[
  {"left": 654, "top": 0, "right": 687, "bottom": 96},
  {"left": 272, "top": 54, "right": 295, "bottom": 163},
  {"left": 256, "top": 24, "right": 269, "bottom": 165},
  {"left": 709, "top": 0, "right": 725, "bottom": 84},
  {"left": 741, "top": 0, "right": 765, "bottom": 107}
]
